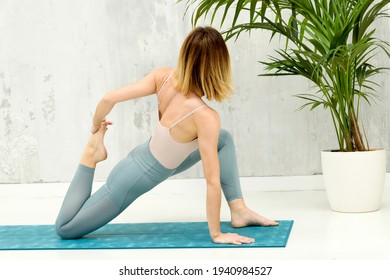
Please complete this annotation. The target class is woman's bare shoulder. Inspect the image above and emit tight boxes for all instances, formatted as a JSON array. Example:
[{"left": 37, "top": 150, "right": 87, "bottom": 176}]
[
  {"left": 194, "top": 105, "right": 221, "bottom": 131},
  {"left": 153, "top": 67, "right": 175, "bottom": 91},
  {"left": 155, "top": 67, "right": 174, "bottom": 80}
]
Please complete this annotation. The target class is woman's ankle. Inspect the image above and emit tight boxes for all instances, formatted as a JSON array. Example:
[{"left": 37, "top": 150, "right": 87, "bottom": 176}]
[
  {"left": 228, "top": 198, "right": 247, "bottom": 213},
  {"left": 80, "top": 154, "right": 97, "bottom": 168}
]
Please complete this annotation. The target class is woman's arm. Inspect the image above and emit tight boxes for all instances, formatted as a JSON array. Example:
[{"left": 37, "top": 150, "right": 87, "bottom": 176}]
[
  {"left": 195, "top": 109, "right": 254, "bottom": 245},
  {"left": 91, "top": 68, "right": 163, "bottom": 133},
  {"left": 196, "top": 109, "right": 222, "bottom": 239}
]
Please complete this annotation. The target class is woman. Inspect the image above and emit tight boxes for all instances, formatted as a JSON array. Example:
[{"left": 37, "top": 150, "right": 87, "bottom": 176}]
[{"left": 55, "top": 26, "right": 278, "bottom": 245}]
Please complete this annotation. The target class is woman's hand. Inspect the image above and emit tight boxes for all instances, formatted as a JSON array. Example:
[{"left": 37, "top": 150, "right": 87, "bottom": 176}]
[
  {"left": 91, "top": 120, "right": 112, "bottom": 134},
  {"left": 212, "top": 232, "right": 255, "bottom": 245}
]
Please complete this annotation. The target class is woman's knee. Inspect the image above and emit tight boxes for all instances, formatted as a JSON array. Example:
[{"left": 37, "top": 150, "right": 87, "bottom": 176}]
[
  {"left": 55, "top": 223, "right": 79, "bottom": 239},
  {"left": 55, "top": 217, "right": 86, "bottom": 239},
  {"left": 219, "top": 129, "right": 234, "bottom": 146}
]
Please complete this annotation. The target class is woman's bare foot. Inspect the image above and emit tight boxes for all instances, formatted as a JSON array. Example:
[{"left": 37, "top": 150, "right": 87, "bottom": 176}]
[
  {"left": 80, "top": 121, "right": 112, "bottom": 168},
  {"left": 229, "top": 199, "right": 279, "bottom": 228}
]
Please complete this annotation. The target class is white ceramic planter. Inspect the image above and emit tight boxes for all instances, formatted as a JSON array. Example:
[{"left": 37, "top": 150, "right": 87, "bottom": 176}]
[{"left": 321, "top": 149, "right": 386, "bottom": 213}]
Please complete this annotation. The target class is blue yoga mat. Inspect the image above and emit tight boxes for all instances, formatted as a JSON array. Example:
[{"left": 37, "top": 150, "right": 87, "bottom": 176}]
[{"left": 0, "top": 220, "right": 293, "bottom": 250}]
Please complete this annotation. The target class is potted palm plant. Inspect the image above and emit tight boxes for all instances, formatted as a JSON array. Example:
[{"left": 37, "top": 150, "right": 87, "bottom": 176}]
[{"left": 181, "top": 0, "right": 390, "bottom": 212}]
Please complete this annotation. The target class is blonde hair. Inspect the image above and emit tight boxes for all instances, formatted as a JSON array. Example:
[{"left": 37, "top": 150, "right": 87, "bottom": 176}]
[{"left": 174, "top": 26, "right": 233, "bottom": 102}]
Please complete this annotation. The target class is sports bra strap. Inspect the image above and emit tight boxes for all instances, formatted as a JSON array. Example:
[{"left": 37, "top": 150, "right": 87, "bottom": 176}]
[
  {"left": 157, "top": 72, "right": 173, "bottom": 96},
  {"left": 169, "top": 105, "right": 207, "bottom": 129}
]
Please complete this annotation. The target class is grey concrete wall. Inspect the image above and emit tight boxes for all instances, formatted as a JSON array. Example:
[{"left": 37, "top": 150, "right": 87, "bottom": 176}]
[{"left": 0, "top": 0, "right": 389, "bottom": 183}]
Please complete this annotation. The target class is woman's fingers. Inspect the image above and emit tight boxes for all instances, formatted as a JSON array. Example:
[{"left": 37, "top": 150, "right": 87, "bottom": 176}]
[
  {"left": 231, "top": 233, "right": 255, "bottom": 244},
  {"left": 91, "top": 121, "right": 113, "bottom": 133},
  {"left": 214, "top": 232, "right": 255, "bottom": 245}
]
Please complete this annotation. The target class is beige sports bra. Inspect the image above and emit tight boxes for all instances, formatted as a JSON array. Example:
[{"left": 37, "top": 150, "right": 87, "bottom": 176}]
[{"left": 149, "top": 73, "right": 206, "bottom": 169}]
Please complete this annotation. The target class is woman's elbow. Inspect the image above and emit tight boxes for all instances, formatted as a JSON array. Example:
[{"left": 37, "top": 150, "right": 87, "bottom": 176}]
[{"left": 101, "top": 93, "right": 116, "bottom": 106}]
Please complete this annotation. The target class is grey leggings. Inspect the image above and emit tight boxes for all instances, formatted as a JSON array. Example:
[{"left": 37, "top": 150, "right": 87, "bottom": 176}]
[{"left": 55, "top": 129, "right": 242, "bottom": 239}]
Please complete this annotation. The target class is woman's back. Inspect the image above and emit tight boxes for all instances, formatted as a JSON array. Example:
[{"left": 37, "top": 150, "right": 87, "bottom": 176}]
[
  {"left": 149, "top": 68, "right": 207, "bottom": 169},
  {"left": 158, "top": 69, "right": 206, "bottom": 142}
]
